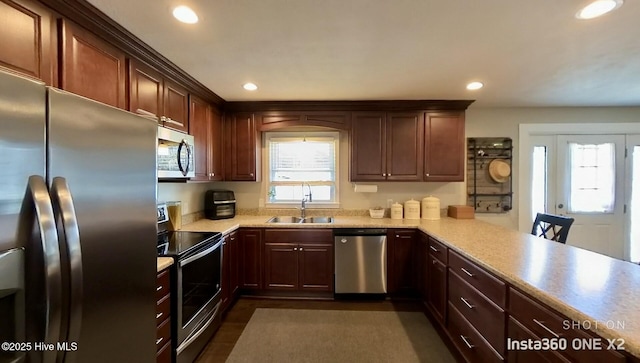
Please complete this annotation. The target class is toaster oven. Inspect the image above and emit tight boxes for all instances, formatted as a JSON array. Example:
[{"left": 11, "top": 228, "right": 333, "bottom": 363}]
[{"left": 205, "top": 190, "right": 236, "bottom": 220}]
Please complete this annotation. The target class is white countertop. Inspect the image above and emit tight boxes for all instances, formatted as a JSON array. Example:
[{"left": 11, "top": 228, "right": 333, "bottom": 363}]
[{"left": 182, "top": 215, "right": 640, "bottom": 358}]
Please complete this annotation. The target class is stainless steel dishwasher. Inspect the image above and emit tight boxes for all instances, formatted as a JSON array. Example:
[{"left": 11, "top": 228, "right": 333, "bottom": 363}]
[{"left": 334, "top": 229, "right": 387, "bottom": 294}]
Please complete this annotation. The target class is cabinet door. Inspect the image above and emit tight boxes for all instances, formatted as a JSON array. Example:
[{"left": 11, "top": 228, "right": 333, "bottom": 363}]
[
  {"left": 209, "top": 107, "right": 224, "bottom": 181},
  {"left": 386, "top": 112, "right": 423, "bottom": 181},
  {"left": 59, "top": 19, "right": 126, "bottom": 109},
  {"left": 162, "top": 78, "right": 189, "bottom": 133},
  {"left": 264, "top": 243, "right": 298, "bottom": 290},
  {"left": 239, "top": 229, "right": 262, "bottom": 290},
  {"left": 190, "top": 95, "right": 211, "bottom": 181},
  {"left": 298, "top": 243, "right": 333, "bottom": 292},
  {"left": 221, "top": 234, "right": 230, "bottom": 311},
  {"left": 427, "top": 254, "right": 447, "bottom": 325},
  {"left": 424, "top": 112, "right": 465, "bottom": 181},
  {"left": 388, "top": 229, "right": 416, "bottom": 295},
  {"left": 350, "top": 112, "right": 386, "bottom": 181},
  {"left": 419, "top": 233, "right": 429, "bottom": 303},
  {"left": 229, "top": 231, "right": 240, "bottom": 297},
  {"left": 226, "top": 112, "right": 259, "bottom": 181},
  {"left": 129, "top": 58, "right": 162, "bottom": 121},
  {"left": 0, "top": 0, "right": 57, "bottom": 85}
]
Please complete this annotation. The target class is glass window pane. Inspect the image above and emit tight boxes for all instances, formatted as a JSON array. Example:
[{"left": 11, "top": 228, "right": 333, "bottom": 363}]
[
  {"left": 266, "top": 132, "right": 338, "bottom": 203},
  {"left": 531, "top": 146, "right": 547, "bottom": 220},
  {"left": 568, "top": 143, "right": 615, "bottom": 213},
  {"left": 630, "top": 146, "right": 640, "bottom": 263}
]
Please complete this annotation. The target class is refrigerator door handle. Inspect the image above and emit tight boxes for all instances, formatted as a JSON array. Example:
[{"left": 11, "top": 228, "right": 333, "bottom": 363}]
[
  {"left": 51, "top": 177, "right": 83, "bottom": 363},
  {"left": 177, "top": 139, "right": 191, "bottom": 176},
  {"left": 17, "top": 175, "right": 62, "bottom": 363}
]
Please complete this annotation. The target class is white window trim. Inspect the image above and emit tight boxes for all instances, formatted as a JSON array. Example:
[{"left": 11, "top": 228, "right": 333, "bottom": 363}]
[
  {"left": 264, "top": 131, "right": 340, "bottom": 209},
  {"left": 519, "top": 123, "right": 640, "bottom": 262}
]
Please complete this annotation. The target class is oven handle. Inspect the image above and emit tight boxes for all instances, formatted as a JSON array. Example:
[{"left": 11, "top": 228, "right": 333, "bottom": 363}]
[
  {"left": 176, "top": 300, "right": 221, "bottom": 354},
  {"left": 179, "top": 240, "right": 222, "bottom": 267}
]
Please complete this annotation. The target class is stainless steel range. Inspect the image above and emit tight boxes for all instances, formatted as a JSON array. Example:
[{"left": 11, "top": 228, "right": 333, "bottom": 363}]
[{"left": 157, "top": 204, "right": 223, "bottom": 363}]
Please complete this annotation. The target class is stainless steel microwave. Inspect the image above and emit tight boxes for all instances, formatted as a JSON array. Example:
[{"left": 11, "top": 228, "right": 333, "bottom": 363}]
[{"left": 157, "top": 126, "right": 195, "bottom": 179}]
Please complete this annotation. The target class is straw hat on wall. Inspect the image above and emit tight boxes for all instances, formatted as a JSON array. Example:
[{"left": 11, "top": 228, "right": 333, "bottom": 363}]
[{"left": 488, "top": 159, "right": 511, "bottom": 183}]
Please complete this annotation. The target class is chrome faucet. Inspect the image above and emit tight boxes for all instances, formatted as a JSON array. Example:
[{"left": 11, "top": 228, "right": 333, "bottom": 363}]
[{"left": 300, "top": 182, "right": 312, "bottom": 218}]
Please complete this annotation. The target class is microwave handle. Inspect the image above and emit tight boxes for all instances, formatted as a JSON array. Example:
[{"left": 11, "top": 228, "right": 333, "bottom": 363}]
[{"left": 177, "top": 139, "right": 192, "bottom": 176}]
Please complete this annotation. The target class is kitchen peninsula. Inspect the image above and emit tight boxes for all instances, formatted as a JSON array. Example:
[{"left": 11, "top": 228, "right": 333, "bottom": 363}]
[{"left": 183, "top": 215, "right": 640, "bottom": 361}]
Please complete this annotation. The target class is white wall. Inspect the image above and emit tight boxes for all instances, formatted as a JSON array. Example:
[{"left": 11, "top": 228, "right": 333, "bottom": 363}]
[{"left": 158, "top": 106, "right": 640, "bottom": 228}]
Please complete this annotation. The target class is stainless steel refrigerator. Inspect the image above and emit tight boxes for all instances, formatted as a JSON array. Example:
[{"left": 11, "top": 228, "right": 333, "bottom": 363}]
[{"left": 0, "top": 70, "right": 158, "bottom": 363}]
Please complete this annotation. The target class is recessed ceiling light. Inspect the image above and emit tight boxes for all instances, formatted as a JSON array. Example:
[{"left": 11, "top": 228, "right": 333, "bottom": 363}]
[
  {"left": 173, "top": 6, "right": 198, "bottom": 24},
  {"left": 243, "top": 83, "right": 258, "bottom": 91},
  {"left": 576, "top": 0, "right": 623, "bottom": 19},
  {"left": 466, "top": 82, "right": 484, "bottom": 90}
]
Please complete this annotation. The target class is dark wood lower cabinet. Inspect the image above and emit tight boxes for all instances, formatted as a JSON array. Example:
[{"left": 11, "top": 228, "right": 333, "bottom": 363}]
[
  {"left": 240, "top": 229, "right": 262, "bottom": 291},
  {"left": 387, "top": 229, "right": 417, "bottom": 296},
  {"left": 447, "top": 303, "right": 504, "bottom": 363},
  {"left": 427, "top": 254, "right": 447, "bottom": 324},
  {"left": 156, "top": 268, "right": 171, "bottom": 363},
  {"left": 262, "top": 229, "right": 334, "bottom": 295},
  {"left": 222, "top": 230, "right": 240, "bottom": 312},
  {"left": 507, "top": 317, "right": 570, "bottom": 363}
]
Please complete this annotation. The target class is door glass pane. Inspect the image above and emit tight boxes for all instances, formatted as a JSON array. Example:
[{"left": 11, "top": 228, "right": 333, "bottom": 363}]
[
  {"left": 531, "top": 146, "right": 547, "bottom": 219},
  {"left": 630, "top": 146, "right": 640, "bottom": 263},
  {"left": 568, "top": 142, "right": 615, "bottom": 213}
]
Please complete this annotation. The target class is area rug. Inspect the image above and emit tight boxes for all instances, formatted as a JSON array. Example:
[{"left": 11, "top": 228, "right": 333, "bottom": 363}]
[{"left": 225, "top": 308, "right": 455, "bottom": 363}]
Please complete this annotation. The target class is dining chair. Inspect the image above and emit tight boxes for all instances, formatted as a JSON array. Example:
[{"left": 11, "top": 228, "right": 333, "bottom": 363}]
[{"left": 531, "top": 213, "right": 575, "bottom": 244}]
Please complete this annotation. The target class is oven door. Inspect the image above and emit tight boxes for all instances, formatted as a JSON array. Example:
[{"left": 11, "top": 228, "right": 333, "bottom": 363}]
[{"left": 176, "top": 238, "right": 222, "bottom": 345}]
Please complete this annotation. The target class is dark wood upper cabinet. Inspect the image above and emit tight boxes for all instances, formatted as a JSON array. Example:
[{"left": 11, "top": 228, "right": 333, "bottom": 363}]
[
  {"left": 424, "top": 111, "right": 465, "bottom": 181},
  {"left": 59, "top": 19, "right": 126, "bottom": 109},
  {"left": 258, "top": 111, "right": 350, "bottom": 131},
  {"left": 225, "top": 112, "right": 260, "bottom": 181},
  {"left": 129, "top": 58, "right": 162, "bottom": 120},
  {"left": 162, "top": 78, "right": 188, "bottom": 133},
  {"left": 351, "top": 111, "right": 423, "bottom": 181},
  {"left": 0, "top": 0, "right": 57, "bottom": 86},
  {"left": 209, "top": 107, "right": 223, "bottom": 181},
  {"left": 350, "top": 112, "right": 386, "bottom": 181},
  {"left": 190, "top": 95, "right": 211, "bottom": 181},
  {"left": 129, "top": 58, "right": 189, "bottom": 132},
  {"left": 387, "top": 112, "right": 424, "bottom": 181}
]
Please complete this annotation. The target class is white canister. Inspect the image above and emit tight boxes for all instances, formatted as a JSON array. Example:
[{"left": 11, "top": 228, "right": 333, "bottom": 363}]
[
  {"left": 404, "top": 199, "right": 420, "bottom": 219},
  {"left": 390, "top": 202, "right": 403, "bottom": 220},
  {"left": 422, "top": 195, "right": 440, "bottom": 220}
]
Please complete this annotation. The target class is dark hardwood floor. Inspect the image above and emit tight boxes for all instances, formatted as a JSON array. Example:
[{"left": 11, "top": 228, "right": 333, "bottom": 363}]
[{"left": 194, "top": 297, "right": 424, "bottom": 362}]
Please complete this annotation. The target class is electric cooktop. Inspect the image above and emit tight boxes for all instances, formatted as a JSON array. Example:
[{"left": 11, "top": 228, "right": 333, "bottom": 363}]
[{"left": 157, "top": 231, "right": 222, "bottom": 257}]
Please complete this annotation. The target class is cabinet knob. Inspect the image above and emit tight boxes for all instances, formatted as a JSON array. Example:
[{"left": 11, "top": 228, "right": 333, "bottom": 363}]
[
  {"left": 250, "top": 173, "right": 254, "bottom": 177},
  {"left": 388, "top": 173, "right": 391, "bottom": 177},
  {"left": 382, "top": 173, "right": 387, "bottom": 177},
  {"left": 299, "top": 247, "right": 303, "bottom": 251},
  {"left": 212, "top": 172, "right": 215, "bottom": 176},
  {"left": 294, "top": 248, "right": 298, "bottom": 251},
  {"left": 425, "top": 173, "right": 430, "bottom": 177}
]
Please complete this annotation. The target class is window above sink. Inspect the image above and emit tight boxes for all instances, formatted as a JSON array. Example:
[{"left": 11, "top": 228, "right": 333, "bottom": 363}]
[{"left": 265, "top": 131, "right": 340, "bottom": 209}]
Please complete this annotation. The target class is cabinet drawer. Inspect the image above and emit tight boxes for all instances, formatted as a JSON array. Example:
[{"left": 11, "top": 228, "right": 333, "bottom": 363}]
[
  {"left": 449, "top": 250, "right": 506, "bottom": 308},
  {"left": 156, "top": 340, "right": 171, "bottom": 363},
  {"left": 447, "top": 303, "right": 504, "bottom": 363},
  {"left": 156, "top": 269, "right": 170, "bottom": 301},
  {"left": 449, "top": 271, "right": 505, "bottom": 355},
  {"left": 156, "top": 318, "right": 171, "bottom": 352},
  {"left": 156, "top": 294, "right": 170, "bottom": 327},
  {"left": 509, "top": 288, "right": 625, "bottom": 363},
  {"left": 507, "top": 317, "right": 571, "bottom": 363},
  {"left": 264, "top": 229, "right": 333, "bottom": 243},
  {"left": 428, "top": 237, "right": 447, "bottom": 263}
]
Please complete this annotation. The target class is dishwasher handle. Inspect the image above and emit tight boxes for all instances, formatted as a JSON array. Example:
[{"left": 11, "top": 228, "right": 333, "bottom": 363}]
[{"left": 333, "top": 228, "right": 387, "bottom": 236}]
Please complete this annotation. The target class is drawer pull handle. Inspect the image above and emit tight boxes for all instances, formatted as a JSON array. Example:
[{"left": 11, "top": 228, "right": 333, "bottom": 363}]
[
  {"left": 156, "top": 337, "right": 163, "bottom": 345},
  {"left": 460, "top": 335, "right": 474, "bottom": 349},
  {"left": 460, "top": 297, "right": 475, "bottom": 309},
  {"left": 156, "top": 312, "right": 163, "bottom": 319},
  {"left": 460, "top": 267, "right": 474, "bottom": 277},
  {"left": 156, "top": 286, "right": 163, "bottom": 292},
  {"left": 429, "top": 246, "right": 439, "bottom": 252},
  {"left": 533, "top": 319, "right": 561, "bottom": 338}
]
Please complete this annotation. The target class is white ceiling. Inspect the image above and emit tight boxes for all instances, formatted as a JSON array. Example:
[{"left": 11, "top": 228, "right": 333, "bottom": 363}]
[{"left": 87, "top": 0, "right": 640, "bottom": 108}]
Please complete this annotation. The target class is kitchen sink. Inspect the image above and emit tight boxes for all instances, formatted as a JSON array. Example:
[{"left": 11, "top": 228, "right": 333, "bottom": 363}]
[
  {"left": 267, "top": 216, "right": 334, "bottom": 224},
  {"left": 300, "top": 216, "right": 334, "bottom": 223}
]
